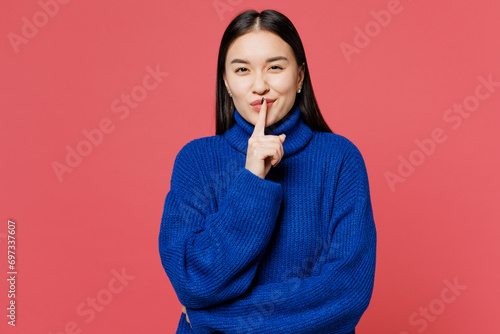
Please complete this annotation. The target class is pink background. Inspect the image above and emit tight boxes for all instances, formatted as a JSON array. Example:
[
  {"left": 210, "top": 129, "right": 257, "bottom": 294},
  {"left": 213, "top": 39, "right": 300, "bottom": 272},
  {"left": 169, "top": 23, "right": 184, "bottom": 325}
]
[{"left": 1, "top": 0, "right": 499, "bottom": 333}]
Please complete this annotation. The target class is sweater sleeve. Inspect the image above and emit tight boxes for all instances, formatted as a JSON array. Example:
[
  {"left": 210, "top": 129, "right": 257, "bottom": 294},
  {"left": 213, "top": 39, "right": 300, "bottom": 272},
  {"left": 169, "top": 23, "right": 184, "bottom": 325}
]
[
  {"left": 158, "top": 141, "right": 283, "bottom": 310},
  {"left": 185, "top": 141, "right": 377, "bottom": 334}
]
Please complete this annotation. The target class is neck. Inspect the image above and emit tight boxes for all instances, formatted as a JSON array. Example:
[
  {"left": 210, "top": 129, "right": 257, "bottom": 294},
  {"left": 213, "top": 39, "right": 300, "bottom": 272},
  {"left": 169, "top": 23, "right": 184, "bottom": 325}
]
[
  {"left": 264, "top": 108, "right": 295, "bottom": 135},
  {"left": 223, "top": 105, "right": 313, "bottom": 158}
]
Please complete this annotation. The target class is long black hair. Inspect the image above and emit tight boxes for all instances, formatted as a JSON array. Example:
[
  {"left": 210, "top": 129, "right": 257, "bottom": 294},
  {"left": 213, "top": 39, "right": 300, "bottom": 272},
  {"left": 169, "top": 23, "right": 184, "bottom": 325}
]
[{"left": 215, "top": 9, "right": 333, "bottom": 135}]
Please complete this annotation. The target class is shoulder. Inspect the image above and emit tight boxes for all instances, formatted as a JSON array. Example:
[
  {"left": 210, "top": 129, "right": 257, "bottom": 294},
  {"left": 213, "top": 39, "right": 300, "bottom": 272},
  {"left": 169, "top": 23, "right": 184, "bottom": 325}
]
[
  {"left": 310, "top": 131, "right": 365, "bottom": 163},
  {"left": 312, "top": 132, "right": 371, "bottom": 198},
  {"left": 175, "top": 135, "right": 224, "bottom": 162},
  {"left": 171, "top": 135, "right": 223, "bottom": 176},
  {"left": 170, "top": 135, "right": 224, "bottom": 186}
]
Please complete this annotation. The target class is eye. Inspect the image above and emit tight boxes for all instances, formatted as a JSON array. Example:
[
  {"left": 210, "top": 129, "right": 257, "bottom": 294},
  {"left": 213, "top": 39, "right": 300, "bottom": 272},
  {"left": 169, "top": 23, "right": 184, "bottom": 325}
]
[
  {"left": 270, "top": 65, "right": 283, "bottom": 71},
  {"left": 235, "top": 67, "right": 248, "bottom": 73}
]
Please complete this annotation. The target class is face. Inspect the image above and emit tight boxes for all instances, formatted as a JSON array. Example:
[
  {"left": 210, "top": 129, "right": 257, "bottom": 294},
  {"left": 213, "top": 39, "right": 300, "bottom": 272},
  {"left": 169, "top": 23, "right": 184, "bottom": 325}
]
[{"left": 223, "top": 30, "right": 305, "bottom": 127}]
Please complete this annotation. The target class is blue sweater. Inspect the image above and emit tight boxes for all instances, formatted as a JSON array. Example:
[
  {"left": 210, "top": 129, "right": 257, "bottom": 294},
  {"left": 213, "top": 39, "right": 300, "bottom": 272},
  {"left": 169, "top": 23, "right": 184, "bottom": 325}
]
[{"left": 158, "top": 105, "right": 377, "bottom": 334}]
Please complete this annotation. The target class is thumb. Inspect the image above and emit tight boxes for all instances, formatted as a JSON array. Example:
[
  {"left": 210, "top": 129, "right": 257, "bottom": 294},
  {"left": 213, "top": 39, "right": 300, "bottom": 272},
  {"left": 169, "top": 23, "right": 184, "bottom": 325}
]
[{"left": 279, "top": 133, "right": 286, "bottom": 143}]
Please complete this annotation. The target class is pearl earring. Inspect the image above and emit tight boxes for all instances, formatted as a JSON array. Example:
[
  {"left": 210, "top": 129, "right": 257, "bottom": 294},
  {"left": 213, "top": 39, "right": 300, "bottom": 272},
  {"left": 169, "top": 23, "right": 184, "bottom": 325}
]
[
  {"left": 297, "top": 89, "right": 302, "bottom": 93},
  {"left": 228, "top": 92, "right": 232, "bottom": 97}
]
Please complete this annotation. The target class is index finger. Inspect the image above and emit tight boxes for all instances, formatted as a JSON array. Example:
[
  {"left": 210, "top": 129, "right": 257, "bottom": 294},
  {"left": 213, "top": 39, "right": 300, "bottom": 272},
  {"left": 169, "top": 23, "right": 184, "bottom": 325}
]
[{"left": 252, "top": 97, "right": 267, "bottom": 137}]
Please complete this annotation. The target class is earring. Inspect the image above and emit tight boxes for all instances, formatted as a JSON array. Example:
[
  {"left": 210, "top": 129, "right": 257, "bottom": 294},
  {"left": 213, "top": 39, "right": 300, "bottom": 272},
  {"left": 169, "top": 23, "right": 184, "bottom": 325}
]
[
  {"left": 297, "top": 89, "right": 302, "bottom": 93},
  {"left": 228, "top": 92, "right": 232, "bottom": 97}
]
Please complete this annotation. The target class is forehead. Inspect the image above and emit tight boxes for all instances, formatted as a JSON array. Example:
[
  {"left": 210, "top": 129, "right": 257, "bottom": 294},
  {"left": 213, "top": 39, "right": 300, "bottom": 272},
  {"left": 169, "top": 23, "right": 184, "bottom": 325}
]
[{"left": 226, "top": 30, "right": 294, "bottom": 63}]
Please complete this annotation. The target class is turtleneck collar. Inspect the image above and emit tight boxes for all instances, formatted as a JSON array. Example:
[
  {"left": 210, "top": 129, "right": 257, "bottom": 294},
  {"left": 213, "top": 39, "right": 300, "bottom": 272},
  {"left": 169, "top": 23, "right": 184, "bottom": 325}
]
[{"left": 223, "top": 105, "right": 313, "bottom": 158}]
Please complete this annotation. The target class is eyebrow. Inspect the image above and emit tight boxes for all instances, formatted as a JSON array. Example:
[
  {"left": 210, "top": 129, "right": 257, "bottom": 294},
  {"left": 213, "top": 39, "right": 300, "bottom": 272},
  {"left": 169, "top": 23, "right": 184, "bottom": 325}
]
[{"left": 230, "top": 56, "right": 289, "bottom": 65}]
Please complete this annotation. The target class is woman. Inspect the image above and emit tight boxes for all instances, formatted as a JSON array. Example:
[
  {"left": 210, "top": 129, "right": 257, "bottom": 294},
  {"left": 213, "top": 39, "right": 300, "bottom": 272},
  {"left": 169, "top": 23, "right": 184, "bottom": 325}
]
[{"left": 158, "top": 9, "right": 376, "bottom": 334}]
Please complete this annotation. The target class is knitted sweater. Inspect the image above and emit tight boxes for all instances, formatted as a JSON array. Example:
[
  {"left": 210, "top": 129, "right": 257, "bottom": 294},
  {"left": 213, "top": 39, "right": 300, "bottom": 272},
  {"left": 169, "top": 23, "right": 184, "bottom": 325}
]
[{"left": 158, "top": 105, "right": 377, "bottom": 334}]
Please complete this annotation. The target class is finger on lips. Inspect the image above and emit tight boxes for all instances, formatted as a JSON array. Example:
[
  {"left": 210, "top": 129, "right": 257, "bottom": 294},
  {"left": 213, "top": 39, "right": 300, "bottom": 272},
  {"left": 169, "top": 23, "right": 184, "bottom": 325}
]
[{"left": 252, "top": 96, "right": 267, "bottom": 137}]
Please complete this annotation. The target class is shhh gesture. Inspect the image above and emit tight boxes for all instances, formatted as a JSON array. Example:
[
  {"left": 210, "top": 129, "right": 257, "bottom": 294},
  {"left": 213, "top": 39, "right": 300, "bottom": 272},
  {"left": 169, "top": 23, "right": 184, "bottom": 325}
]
[{"left": 245, "top": 97, "right": 286, "bottom": 179}]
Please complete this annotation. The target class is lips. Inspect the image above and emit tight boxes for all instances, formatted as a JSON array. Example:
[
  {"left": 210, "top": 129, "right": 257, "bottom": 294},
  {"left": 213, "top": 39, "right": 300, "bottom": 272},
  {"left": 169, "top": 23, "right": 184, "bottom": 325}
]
[
  {"left": 250, "top": 98, "right": 276, "bottom": 106},
  {"left": 250, "top": 98, "right": 276, "bottom": 111}
]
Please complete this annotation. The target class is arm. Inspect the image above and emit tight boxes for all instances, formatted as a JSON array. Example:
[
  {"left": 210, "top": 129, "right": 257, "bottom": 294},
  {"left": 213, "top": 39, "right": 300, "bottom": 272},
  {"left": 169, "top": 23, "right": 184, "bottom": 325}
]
[
  {"left": 158, "top": 142, "right": 283, "bottom": 309},
  {"left": 185, "top": 142, "right": 377, "bottom": 334}
]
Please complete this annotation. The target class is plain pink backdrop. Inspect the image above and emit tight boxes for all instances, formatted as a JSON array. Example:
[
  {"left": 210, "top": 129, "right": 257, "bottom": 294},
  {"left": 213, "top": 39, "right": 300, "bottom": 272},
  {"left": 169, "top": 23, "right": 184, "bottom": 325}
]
[{"left": 1, "top": 0, "right": 499, "bottom": 333}]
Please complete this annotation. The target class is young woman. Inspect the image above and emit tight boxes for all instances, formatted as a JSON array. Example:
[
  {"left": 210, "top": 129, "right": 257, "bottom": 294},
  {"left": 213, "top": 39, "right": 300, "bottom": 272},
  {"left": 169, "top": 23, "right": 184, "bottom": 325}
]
[{"left": 159, "top": 9, "right": 377, "bottom": 334}]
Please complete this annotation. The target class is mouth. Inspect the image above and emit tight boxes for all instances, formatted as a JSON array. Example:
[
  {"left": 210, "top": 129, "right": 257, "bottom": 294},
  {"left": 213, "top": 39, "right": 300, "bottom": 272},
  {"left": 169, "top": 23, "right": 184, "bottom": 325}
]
[{"left": 250, "top": 98, "right": 276, "bottom": 111}]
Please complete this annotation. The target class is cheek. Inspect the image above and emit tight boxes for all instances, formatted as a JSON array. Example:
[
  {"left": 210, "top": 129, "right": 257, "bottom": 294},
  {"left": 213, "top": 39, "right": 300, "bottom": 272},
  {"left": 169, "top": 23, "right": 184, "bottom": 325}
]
[
  {"left": 230, "top": 79, "right": 252, "bottom": 95},
  {"left": 270, "top": 75, "right": 297, "bottom": 94}
]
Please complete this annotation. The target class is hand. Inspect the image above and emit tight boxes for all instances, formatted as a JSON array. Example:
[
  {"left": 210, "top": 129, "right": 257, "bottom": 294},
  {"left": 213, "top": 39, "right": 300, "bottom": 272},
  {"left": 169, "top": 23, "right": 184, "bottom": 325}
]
[
  {"left": 245, "top": 97, "right": 286, "bottom": 179},
  {"left": 182, "top": 305, "right": 191, "bottom": 326}
]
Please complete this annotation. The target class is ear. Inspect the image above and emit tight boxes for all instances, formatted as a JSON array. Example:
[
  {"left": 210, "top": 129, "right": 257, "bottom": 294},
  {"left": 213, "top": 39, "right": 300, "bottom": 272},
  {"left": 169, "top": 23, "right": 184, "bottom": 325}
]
[
  {"left": 223, "top": 74, "right": 229, "bottom": 91},
  {"left": 297, "top": 62, "right": 305, "bottom": 88}
]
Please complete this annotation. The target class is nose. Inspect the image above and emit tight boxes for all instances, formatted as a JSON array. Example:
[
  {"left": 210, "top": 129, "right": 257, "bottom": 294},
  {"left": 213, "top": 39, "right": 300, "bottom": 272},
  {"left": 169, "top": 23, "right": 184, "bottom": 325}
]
[{"left": 251, "top": 71, "right": 269, "bottom": 95}]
